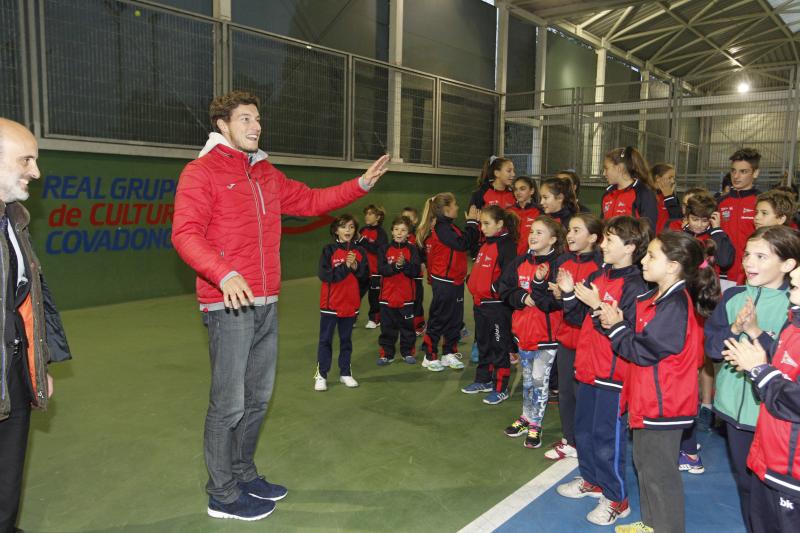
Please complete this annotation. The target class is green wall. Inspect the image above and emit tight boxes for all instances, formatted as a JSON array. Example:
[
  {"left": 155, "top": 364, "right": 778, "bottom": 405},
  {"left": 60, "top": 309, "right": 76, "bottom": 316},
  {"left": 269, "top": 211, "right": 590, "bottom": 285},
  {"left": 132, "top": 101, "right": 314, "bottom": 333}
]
[{"left": 32, "top": 150, "right": 477, "bottom": 310}]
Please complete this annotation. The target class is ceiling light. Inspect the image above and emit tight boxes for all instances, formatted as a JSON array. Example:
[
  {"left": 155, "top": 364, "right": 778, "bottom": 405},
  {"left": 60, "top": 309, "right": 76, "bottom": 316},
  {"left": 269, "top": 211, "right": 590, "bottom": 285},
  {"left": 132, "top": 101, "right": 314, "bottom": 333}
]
[{"left": 737, "top": 82, "right": 750, "bottom": 93}]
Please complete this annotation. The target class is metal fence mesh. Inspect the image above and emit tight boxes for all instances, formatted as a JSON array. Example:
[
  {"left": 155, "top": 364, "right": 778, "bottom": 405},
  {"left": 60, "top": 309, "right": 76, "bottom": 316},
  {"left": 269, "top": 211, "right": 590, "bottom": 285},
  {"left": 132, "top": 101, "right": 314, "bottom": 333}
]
[
  {"left": 232, "top": 28, "right": 346, "bottom": 159},
  {"left": 440, "top": 82, "right": 498, "bottom": 168},
  {"left": 1, "top": 0, "right": 24, "bottom": 123},
  {"left": 505, "top": 78, "right": 799, "bottom": 191},
  {"left": 42, "top": 0, "right": 213, "bottom": 145}
]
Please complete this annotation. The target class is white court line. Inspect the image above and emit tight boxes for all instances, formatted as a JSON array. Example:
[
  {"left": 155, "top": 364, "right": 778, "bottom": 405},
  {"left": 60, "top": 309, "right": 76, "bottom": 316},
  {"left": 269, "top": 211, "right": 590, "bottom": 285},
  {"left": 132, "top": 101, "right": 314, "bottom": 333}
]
[{"left": 458, "top": 457, "right": 579, "bottom": 533}]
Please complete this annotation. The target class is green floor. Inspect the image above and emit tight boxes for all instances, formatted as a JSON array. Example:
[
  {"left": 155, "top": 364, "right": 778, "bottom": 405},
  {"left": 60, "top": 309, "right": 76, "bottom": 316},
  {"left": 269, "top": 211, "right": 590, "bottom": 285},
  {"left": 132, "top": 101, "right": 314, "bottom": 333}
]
[{"left": 20, "top": 277, "right": 562, "bottom": 532}]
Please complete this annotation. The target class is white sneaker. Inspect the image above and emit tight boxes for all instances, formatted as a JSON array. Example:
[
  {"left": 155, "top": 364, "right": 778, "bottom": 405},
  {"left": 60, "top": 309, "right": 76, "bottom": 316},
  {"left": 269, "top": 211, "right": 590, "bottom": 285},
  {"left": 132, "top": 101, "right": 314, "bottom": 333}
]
[
  {"left": 586, "top": 496, "right": 630, "bottom": 526},
  {"left": 544, "top": 441, "right": 578, "bottom": 460},
  {"left": 339, "top": 376, "right": 359, "bottom": 388},
  {"left": 421, "top": 356, "right": 445, "bottom": 372},
  {"left": 556, "top": 477, "right": 603, "bottom": 499},
  {"left": 314, "top": 376, "right": 327, "bottom": 391},
  {"left": 440, "top": 353, "right": 465, "bottom": 370},
  {"left": 365, "top": 320, "right": 379, "bottom": 329}
]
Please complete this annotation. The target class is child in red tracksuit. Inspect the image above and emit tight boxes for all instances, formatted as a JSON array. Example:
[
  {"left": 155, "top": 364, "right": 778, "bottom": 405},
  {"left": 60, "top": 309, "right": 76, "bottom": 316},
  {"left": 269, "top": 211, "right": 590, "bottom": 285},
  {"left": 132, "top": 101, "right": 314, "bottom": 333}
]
[
  {"left": 315, "top": 214, "right": 369, "bottom": 392},
  {"left": 358, "top": 204, "right": 388, "bottom": 328},
  {"left": 597, "top": 231, "right": 720, "bottom": 533},
  {"left": 417, "top": 193, "right": 480, "bottom": 372},
  {"left": 718, "top": 148, "right": 761, "bottom": 284},
  {"left": 723, "top": 264, "right": 800, "bottom": 533},
  {"left": 601, "top": 146, "right": 659, "bottom": 232},
  {"left": 498, "top": 215, "right": 565, "bottom": 447},
  {"left": 469, "top": 156, "right": 517, "bottom": 210},
  {"left": 402, "top": 206, "right": 426, "bottom": 335},
  {"left": 555, "top": 216, "right": 650, "bottom": 527},
  {"left": 538, "top": 213, "right": 604, "bottom": 461},
  {"left": 377, "top": 216, "right": 422, "bottom": 366},
  {"left": 539, "top": 177, "right": 577, "bottom": 228},
  {"left": 509, "top": 176, "right": 542, "bottom": 256},
  {"left": 651, "top": 162, "right": 683, "bottom": 234},
  {"left": 461, "top": 205, "right": 518, "bottom": 404}
]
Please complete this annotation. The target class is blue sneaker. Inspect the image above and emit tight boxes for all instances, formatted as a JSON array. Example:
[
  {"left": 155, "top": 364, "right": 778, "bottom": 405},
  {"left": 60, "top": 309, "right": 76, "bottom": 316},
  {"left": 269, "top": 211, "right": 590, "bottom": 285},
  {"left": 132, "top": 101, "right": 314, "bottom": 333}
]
[
  {"left": 461, "top": 381, "right": 493, "bottom": 394},
  {"left": 377, "top": 357, "right": 394, "bottom": 366},
  {"left": 678, "top": 451, "right": 705, "bottom": 474},
  {"left": 483, "top": 390, "right": 509, "bottom": 405},
  {"left": 207, "top": 492, "right": 275, "bottom": 521},
  {"left": 403, "top": 355, "right": 417, "bottom": 364},
  {"left": 470, "top": 342, "right": 479, "bottom": 363},
  {"left": 239, "top": 476, "right": 288, "bottom": 501}
]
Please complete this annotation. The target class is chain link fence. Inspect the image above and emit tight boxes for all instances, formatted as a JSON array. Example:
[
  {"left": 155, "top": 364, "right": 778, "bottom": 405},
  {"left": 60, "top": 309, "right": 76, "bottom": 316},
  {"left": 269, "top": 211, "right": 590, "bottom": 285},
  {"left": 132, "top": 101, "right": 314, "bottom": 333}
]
[{"left": 1, "top": 0, "right": 498, "bottom": 172}]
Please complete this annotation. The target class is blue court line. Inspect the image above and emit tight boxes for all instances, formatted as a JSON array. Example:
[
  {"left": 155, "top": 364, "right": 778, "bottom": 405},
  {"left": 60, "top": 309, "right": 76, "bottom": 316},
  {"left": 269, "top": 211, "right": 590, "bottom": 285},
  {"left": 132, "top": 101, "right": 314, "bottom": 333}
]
[{"left": 494, "top": 429, "right": 745, "bottom": 533}]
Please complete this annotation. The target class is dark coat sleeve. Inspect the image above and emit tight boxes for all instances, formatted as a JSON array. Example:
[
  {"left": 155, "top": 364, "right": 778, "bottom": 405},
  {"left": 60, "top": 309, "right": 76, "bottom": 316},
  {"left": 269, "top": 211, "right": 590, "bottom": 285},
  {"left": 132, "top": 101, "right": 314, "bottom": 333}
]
[
  {"left": 663, "top": 194, "right": 682, "bottom": 221},
  {"left": 710, "top": 228, "right": 736, "bottom": 271},
  {"left": 318, "top": 244, "right": 352, "bottom": 283},
  {"left": 704, "top": 287, "right": 744, "bottom": 361},
  {"left": 499, "top": 256, "right": 529, "bottom": 310},
  {"left": 40, "top": 274, "right": 72, "bottom": 363},
  {"left": 353, "top": 246, "right": 370, "bottom": 280},
  {"left": 752, "top": 367, "right": 800, "bottom": 424},
  {"left": 634, "top": 186, "right": 659, "bottom": 234},
  {"left": 606, "top": 292, "right": 689, "bottom": 366},
  {"left": 437, "top": 220, "right": 479, "bottom": 252},
  {"left": 377, "top": 244, "right": 399, "bottom": 277}
]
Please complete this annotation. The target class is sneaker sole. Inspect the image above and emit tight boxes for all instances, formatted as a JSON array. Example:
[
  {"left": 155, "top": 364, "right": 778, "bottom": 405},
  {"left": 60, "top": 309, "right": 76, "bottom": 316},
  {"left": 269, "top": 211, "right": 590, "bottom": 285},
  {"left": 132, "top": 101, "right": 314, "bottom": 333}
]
[
  {"left": 248, "top": 491, "right": 288, "bottom": 502},
  {"left": 483, "top": 398, "right": 507, "bottom": 405},
  {"left": 556, "top": 487, "right": 603, "bottom": 499},
  {"left": 461, "top": 388, "right": 492, "bottom": 394},
  {"left": 545, "top": 451, "right": 578, "bottom": 460},
  {"left": 587, "top": 506, "right": 630, "bottom": 526},
  {"left": 504, "top": 430, "right": 527, "bottom": 438},
  {"left": 679, "top": 466, "right": 705, "bottom": 474},
  {"left": 208, "top": 506, "right": 275, "bottom": 521}
]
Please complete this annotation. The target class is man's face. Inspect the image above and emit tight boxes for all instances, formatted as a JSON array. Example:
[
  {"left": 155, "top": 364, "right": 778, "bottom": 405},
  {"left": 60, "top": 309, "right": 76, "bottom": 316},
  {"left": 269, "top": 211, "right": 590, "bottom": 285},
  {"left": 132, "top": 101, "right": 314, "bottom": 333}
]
[
  {"left": 217, "top": 104, "right": 261, "bottom": 153},
  {"left": 0, "top": 128, "right": 40, "bottom": 203},
  {"left": 730, "top": 160, "right": 758, "bottom": 191}
]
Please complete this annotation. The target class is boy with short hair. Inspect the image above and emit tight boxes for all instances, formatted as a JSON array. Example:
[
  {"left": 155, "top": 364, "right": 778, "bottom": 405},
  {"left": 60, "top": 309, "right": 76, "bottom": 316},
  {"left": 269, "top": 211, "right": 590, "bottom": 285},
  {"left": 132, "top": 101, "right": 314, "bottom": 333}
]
[
  {"left": 754, "top": 189, "right": 795, "bottom": 229},
  {"left": 683, "top": 193, "right": 735, "bottom": 275},
  {"left": 718, "top": 148, "right": 761, "bottom": 284}
]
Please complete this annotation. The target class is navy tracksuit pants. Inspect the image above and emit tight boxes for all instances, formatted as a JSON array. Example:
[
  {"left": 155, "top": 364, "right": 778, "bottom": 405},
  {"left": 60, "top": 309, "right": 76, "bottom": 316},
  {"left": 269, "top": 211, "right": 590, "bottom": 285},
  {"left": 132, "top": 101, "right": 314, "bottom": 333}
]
[
  {"left": 422, "top": 279, "right": 463, "bottom": 359},
  {"left": 379, "top": 304, "right": 416, "bottom": 359},
  {"left": 556, "top": 345, "right": 578, "bottom": 445},
  {"left": 316, "top": 314, "right": 356, "bottom": 378},
  {"left": 413, "top": 278, "right": 425, "bottom": 330},
  {"left": 574, "top": 382, "right": 628, "bottom": 502},
  {"left": 750, "top": 475, "right": 800, "bottom": 533},
  {"left": 473, "top": 302, "right": 512, "bottom": 392},
  {"left": 726, "top": 422, "right": 755, "bottom": 531}
]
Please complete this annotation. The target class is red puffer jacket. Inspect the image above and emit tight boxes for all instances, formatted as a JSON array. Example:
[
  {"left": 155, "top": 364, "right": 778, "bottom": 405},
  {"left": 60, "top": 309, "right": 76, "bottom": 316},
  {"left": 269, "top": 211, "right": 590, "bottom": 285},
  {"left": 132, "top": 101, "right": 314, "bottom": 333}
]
[{"left": 173, "top": 135, "right": 367, "bottom": 309}]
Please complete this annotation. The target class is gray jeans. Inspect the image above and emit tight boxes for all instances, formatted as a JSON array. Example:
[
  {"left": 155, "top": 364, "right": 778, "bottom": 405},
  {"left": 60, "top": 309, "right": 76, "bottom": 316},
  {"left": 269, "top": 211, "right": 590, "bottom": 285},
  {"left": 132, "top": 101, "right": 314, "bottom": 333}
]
[{"left": 202, "top": 304, "right": 278, "bottom": 502}]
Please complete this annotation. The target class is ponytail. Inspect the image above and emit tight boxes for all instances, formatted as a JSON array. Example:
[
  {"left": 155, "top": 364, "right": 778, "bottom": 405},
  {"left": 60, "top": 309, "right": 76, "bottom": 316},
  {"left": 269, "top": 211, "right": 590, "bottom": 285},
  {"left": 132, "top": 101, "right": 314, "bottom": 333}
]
[
  {"left": 477, "top": 156, "right": 512, "bottom": 190},
  {"left": 541, "top": 177, "right": 579, "bottom": 214},
  {"left": 605, "top": 146, "right": 656, "bottom": 191},
  {"left": 416, "top": 192, "right": 456, "bottom": 248},
  {"left": 482, "top": 204, "right": 520, "bottom": 243},
  {"left": 657, "top": 231, "right": 720, "bottom": 318}
]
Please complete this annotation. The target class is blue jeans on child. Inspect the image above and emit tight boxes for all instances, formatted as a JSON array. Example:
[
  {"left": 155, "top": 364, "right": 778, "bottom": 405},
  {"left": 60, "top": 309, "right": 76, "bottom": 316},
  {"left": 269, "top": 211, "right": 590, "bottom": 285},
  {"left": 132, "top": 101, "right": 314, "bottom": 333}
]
[{"left": 519, "top": 348, "right": 557, "bottom": 426}]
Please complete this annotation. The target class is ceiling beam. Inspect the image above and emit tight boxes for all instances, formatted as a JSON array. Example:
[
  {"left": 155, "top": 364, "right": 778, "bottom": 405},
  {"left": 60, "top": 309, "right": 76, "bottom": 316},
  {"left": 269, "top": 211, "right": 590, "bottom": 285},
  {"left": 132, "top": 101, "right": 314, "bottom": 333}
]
[
  {"left": 612, "top": 25, "right": 683, "bottom": 43},
  {"left": 576, "top": 10, "right": 611, "bottom": 29},
  {"left": 605, "top": 6, "right": 637, "bottom": 40},
  {"left": 755, "top": 0, "right": 799, "bottom": 62},
  {"left": 608, "top": 0, "right": 692, "bottom": 41}
]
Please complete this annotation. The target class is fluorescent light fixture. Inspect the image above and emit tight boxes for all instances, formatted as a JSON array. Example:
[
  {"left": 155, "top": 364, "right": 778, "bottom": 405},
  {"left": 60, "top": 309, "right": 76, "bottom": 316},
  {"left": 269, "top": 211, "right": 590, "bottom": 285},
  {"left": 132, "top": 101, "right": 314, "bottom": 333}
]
[{"left": 738, "top": 82, "right": 750, "bottom": 93}]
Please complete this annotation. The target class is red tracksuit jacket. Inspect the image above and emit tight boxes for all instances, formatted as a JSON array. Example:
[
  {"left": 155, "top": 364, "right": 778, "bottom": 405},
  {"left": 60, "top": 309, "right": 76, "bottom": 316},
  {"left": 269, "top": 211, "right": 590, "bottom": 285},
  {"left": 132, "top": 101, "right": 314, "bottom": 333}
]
[
  {"left": 424, "top": 217, "right": 479, "bottom": 285},
  {"left": 498, "top": 248, "right": 562, "bottom": 350},
  {"left": 605, "top": 281, "right": 704, "bottom": 429},
  {"left": 508, "top": 202, "right": 542, "bottom": 256},
  {"left": 318, "top": 241, "right": 369, "bottom": 317},
  {"left": 563, "top": 264, "right": 648, "bottom": 391},
  {"left": 718, "top": 188, "right": 759, "bottom": 284},
  {"left": 601, "top": 180, "right": 659, "bottom": 232},
  {"left": 466, "top": 231, "right": 516, "bottom": 306},
  {"left": 533, "top": 249, "right": 603, "bottom": 350},
  {"left": 358, "top": 224, "right": 388, "bottom": 274},
  {"left": 747, "top": 308, "right": 800, "bottom": 496},
  {"left": 469, "top": 185, "right": 516, "bottom": 209},
  {"left": 378, "top": 242, "right": 421, "bottom": 308},
  {"left": 655, "top": 191, "right": 682, "bottom": 234}
]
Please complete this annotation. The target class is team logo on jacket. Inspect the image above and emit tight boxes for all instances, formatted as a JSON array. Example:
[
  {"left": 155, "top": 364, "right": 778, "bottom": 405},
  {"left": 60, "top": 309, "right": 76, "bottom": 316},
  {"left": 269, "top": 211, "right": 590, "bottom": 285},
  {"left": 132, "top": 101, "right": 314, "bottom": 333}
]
[
  {"left": 602, "top": 291, "right": 615, "bottom": 302},
  {"left": 478, "top": 253, "right": 493, "bottom": 268},
  {"left": 519, "top": 276, "right": 530, "bottom": 290},
  {"left": 780, "top": 350, "right": 798, "bottom": 368},
  {"left": 720, "top": 207, "right": 732, "bottom": 220}
]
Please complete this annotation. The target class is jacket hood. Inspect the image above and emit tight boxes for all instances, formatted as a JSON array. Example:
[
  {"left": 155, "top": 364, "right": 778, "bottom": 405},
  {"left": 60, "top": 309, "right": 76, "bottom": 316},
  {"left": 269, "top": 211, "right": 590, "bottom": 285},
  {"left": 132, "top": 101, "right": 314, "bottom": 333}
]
[{"left": 198, "top": 132, "right": 270, "bottom": 165}]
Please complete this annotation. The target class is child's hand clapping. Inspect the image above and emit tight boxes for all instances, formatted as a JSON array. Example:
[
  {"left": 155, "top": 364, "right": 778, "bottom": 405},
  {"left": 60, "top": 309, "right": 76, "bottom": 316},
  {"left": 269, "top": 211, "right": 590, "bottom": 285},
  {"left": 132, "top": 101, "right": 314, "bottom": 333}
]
[
  {"left": 732, "top": 298, "right": 759, "bottom": 337},
  {"left": 346, "top": 251, "right": 357, "bottom": 269},
  {"left": 597, "top": 301, "right": 624, "bottom": 329},
  {"left": 575, "top": 282, "right": 602, "bottom": 310},
  {"left": 523, "top": 294, "right": 536, "bottom": 307},
  {"left": 466, "top": 205, "right": 481, "bottom": 221},
  {"left": 548, "top": 282, "right": 562, "bottom": 299},
  {"left": 722, "top": 337, "right": 768, "bottom": 372},
  {"left": 396, "top": 254, "right": 406, "bottom": 267},
  {"left": 534, "top": 263, "right": 550, "bottom": 281},
  {"left": 556, "top": 269, "right": 574, "bottom": 293}
]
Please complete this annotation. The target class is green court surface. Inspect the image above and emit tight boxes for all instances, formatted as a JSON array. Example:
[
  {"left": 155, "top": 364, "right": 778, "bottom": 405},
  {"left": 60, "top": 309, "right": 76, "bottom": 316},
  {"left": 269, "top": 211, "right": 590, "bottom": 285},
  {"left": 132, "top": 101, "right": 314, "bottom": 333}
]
[{"left": 19, "top": 276, "right": 561, "bottom": 532}]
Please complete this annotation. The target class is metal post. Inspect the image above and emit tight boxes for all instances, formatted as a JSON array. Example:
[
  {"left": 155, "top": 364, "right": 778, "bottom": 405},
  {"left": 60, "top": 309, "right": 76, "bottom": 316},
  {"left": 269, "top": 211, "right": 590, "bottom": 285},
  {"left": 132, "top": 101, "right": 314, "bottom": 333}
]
[
  {"left": 638, "top": 67, "right": 650, "bottom": 149},
  {"left": 496, "top": 2, "right": 509, "bottom": 156},
  {"left": 592, "top": 44, "right": 607, "bottom": 177},
  {"left": 787, "top": 66, "right": 800, "bottom": 183},
  {"left": 387, "top": 0, "right": 403, "bottom": 162},
  {"left": 212, "top": 0, "right": 231, "bottom": 97},
  {"left": 531, "top": 23, "right": 547, "bottom": 178}
]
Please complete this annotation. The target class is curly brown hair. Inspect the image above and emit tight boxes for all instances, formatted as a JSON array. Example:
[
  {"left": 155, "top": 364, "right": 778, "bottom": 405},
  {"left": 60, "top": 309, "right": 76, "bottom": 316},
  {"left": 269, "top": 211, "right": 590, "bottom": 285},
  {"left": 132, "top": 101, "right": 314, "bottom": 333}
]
[{"left": 209, "top": 91, "right": 261, "bottom": 132}]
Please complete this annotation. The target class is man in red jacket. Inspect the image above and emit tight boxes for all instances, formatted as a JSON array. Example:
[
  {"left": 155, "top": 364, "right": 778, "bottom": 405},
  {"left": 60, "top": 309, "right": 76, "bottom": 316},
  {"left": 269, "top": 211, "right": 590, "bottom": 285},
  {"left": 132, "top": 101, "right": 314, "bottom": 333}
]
[{"left": 173, "top": 91, "right": 389, "bottom": 522}]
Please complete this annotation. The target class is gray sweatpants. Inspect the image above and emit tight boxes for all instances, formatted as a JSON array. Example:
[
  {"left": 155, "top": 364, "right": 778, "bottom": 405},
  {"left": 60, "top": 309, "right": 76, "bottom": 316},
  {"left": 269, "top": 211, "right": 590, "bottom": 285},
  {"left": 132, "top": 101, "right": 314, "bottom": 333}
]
[{"left": 632, "top": 428, "right": 685, "bottom": 533}]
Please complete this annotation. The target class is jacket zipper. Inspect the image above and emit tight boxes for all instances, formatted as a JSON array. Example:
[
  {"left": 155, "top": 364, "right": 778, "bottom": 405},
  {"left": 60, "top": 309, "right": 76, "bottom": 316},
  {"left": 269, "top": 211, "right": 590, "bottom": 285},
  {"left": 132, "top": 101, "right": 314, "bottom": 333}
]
[
  {"left": 0, "top": 239, "right": 5, "bottom": 401},
  {"left": 245, "top": 168, "right": 267, "bottom": 298}
]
